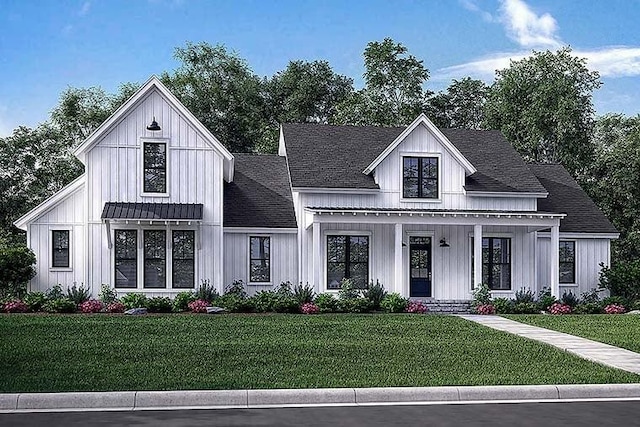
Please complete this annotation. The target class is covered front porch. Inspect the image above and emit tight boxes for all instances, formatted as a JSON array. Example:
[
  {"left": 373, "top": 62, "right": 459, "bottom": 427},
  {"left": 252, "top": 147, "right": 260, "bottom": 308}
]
[{"left": 302, "top": 208, "right": 566, "bottom": 299}]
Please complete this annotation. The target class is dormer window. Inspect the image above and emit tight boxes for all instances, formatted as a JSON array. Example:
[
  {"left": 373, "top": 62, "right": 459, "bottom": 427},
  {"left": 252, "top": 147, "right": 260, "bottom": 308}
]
[
  {"left": 403, "top": 156, "right": 438, "bottom": 199},
  {"left": 143, "top": 141, "right": 167, "bottom": 193}
]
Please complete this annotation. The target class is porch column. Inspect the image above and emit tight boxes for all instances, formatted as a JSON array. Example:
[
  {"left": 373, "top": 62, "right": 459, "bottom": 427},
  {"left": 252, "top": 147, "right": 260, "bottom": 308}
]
[
  {"left": 473, "top": 224, "right": 483, "bottom": 290},
  {"left": 550, "top": 224, "right": 560, "bottom": 298},
  {"left": 394, "top": 223, "right": 403, "bottom": 295},
  {"left": 312, "top": 221, "right": 321, "bottom": 289}
]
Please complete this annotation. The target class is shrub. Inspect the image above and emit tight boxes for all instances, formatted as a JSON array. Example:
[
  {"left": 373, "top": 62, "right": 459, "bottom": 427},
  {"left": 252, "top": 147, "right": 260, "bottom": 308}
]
[
  {"left": 79, "top": 299, "right": 103, "bottom": 313},
  {"left": 406, "top": 300, "right": 428, "bottom": 314},
  {"left": 98, "top": 285, "right": 118, "bottom": 305},
  {"left": 475, "top": 303, "right": 496, "bottom": 315},
  {"left": 631, "top": 300, "right": 640, "bottom": 311},
  {"left": 66, "top": 283, "right": 91, "bottom": 304},
  {"left": 45, "top": 284, "right": 65, "bottom": 300},
  {"left": 173, "top": 291, "right": 197, "bottom": 312},
  {"left": 252, "top": 290, "right": 279, "bottom": 313},
  {"left": 561, "top": 291, "right": 579, "bottom": 308},
  {"left": 338, "top": 297, "right": 371, "bottom": 313},
  {"left": 514, "top": 288, "right": 535, "bottom": 304},
  {"left": 293, "top": 283, "right": 315, "bottom": 305},
  {"left": 602, "top": 296, "right": 629, "bottom": 309},
  {"left": 0, "top": 245, "right": 36, "bottom": 299},
  {"left": 120, "top": 293, "right": 148, "bottom": 309},
  {"left": 604, "top": 304, "right": 626, "bottom": 314},
  {"left": 471, "top": 283, "right": 491, "bottom": 308},
  {"left": 272, "top": 295, "right": 299, "bottom": 313},
  {"left": 43, "top": 298, "right": 76, "bottom": 313},
  {"left": 599, "top": 260, "right": 640, "bottom": 301},
  {"left": 380, "top": 293, "right": 408, "bottom": 313},
  {"left": 301, "top": 302, "right": 319, "bottom": 314},
  {"left": 315, "top": 293, "right": 338, "bottom": 313},
  {"left": 106, "top": 302, "right": 125, "bottom": 313},
  {"left": 338, "top": 279, "right": 361, "bottom": 300},
  {"left": 23, "top": 292, "right": 47, "bottom": 312},
  {"left": 216, "top": 293, "right": 253, "bottom": 312},
  {"left": 363, "top": 280, "right": 387, "bottom": 311},
  {"left": 147, "top": 297, "right": 173, "bottom": 313},
  {"left": 581, "top": 289, "right": 601, "bottom": 304},
  {"left": 188, "top": 299, "right": 209, "bottom": 313},
  {"left": 224, "top": 280, "right": 247, "bottom": 298},
  {"left": 549, "top": 303, "right": 572, "bottom": 315},
  {"left": 3, "top": 300, "right": 28, "bottom": 313},
  {"left": 536, "top": 287, "right": 556, "bottom": 311},
  {"left": 512, "top": 302, "right": 539, "bottom": 314},
  {"left": 573, "top": 302, "right": 602, "bottom": 314},
  {"left": 493, "top": 297, "right": 515, "bottom": 314},
  {"left": 196, "top": 279, "right": 219, "bottom": 303}
]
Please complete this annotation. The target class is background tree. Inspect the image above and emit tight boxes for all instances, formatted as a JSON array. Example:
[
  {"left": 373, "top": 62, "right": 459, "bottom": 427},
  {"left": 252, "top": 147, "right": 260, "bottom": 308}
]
[
  {"left": 428, "top": 77, "right": 489, "bottom": 129},
  {"left": 484, "top": 47, "right": 601, "bottom": 176}
]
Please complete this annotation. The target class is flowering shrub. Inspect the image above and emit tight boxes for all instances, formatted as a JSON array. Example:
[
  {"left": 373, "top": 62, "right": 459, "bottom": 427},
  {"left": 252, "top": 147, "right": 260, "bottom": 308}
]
[
  {"left": 79, "top": 299, "right": 103, "bottom": 313},
  {"left": 405, "top": 301, "right": 428, "bottom": 314},
  {"left": 300, "top": 302, "right": 319, "bottom": 314},
  {"left": 106, "top": 302, "right": 125, "bottom": 313},
  {"left": 3, "top": 300, "right": 28, "bottom": 313},
  {"left": 188, "top": 299, "right": 209, "bottom": 313},
  {"left": 475, "top": 304, "right": 496, "bottom": 315},
  {"left": 604, "top": 304, "right": 626, "bottom": 314},
  {"left": 549, "top": 303, "right": 572, "bottom": 315}
]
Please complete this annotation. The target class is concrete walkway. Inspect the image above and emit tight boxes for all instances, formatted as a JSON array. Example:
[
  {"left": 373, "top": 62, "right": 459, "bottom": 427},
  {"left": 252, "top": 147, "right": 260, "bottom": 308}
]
[{"left": 459, "top": 315, "right": 640, "bottom": 375}]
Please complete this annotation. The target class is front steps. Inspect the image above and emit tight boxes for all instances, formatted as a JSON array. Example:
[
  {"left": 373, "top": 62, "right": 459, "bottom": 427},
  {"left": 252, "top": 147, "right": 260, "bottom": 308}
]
[{"left": 414, "top": 299, "right": 472, "bottom": 314}]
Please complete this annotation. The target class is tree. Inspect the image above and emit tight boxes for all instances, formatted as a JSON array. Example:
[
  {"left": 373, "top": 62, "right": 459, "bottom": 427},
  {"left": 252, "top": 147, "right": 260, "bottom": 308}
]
[
  {"left": 484, "top": 47, "right": 601, "bottom": 176},
  {"left": 428, "top": 77, "right": 489, "bottom": 129},
  {"left": 334, "top": 38, "right": 431, "bottom": 126}
]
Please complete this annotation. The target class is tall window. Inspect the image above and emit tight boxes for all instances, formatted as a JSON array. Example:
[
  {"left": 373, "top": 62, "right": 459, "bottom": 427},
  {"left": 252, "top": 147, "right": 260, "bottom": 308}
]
[
  {"left": 51, "top": 230, "right": 69, "bottom": 268},
  {"left": 144, "top": 230, "right": 166, "bottom": 288},
  {"left": 559, "top": 241, "right": 576, "bottom": 284},
  {"left": 172, "top": 230, "right": 195, "bottom": 288},
  {"left": 403, "top": 157, "right": 438, "bottom": 199},
  {"left": 114, "top": 230, "right": 137, "bottom": 288},
  {"left": 327, "top": 235, "right": 369, "bottom": 289},
  {"left": 472, "top": 237, "right": 511, "bottom": 290},
  {"left": 249, "top": 236, "right": 270, "bottom": 282},
  {"left": 143, "top": 142, "right": 166, "bottom": 193}
]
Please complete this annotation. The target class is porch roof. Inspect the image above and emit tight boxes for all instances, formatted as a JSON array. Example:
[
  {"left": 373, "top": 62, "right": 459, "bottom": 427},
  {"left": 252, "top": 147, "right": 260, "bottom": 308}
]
[{"left": 101, "top": 202, "right": 203, "bottom": 220}]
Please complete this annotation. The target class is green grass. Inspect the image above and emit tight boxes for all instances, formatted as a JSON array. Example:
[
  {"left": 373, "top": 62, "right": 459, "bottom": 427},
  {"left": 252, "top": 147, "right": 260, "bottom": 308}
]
[
  {"left": 504, "top": 314, "right": 640, "bottom": 353},
  {"left": 1, "top": 314, "right": 637, "bottom": 393}
]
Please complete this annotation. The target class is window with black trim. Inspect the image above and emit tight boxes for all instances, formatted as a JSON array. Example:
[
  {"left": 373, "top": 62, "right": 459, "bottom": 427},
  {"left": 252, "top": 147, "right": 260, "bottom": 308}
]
[
  {"left": 327, "top": 235, "right": 369, "bottom": 289},
  {"left": 144, "top": 230, "right": 166, "bottom": 288},
  {"left": 472, "top": 237, "right": 511, "bottom": 290},
  {"left": 143, "top": 142, "right": 166, "bottom": 193},
  {"left": 403, "top": 156, "right": 438, "bottom": 199},
  {"left": 559, "top": 241, "right": 575, "bottom": 284},
  {"left": 172, "top": 230, "right": 195, "bottom": 288},
  {"left": 52, "top": 230, "right": 69, "bottom": 268},
  {"left": 249, "top": 236, "right": 270, "bottom": 282},
  {"left": 114, "top": 230, "right": 137, "bottom": 288}
]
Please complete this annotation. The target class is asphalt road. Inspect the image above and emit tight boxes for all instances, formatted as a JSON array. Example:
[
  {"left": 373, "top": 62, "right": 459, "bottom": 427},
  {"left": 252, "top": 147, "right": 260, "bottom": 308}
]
[{"left": 2, "top": 401, "right": 640, "bottom": 426}]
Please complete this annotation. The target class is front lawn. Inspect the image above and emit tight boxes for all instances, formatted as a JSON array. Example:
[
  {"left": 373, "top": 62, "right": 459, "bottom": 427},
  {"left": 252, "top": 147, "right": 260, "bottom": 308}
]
[
  {"left": 0, "top": 314, "right": 637, "bottom": 393},
  {"left": 505, "top": 314, "right": 640, "bottom": 353}
]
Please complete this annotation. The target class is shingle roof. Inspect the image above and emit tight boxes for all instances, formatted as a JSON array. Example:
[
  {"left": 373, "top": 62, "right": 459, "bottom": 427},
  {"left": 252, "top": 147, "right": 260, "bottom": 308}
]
[
  {"left": 529, "top": 164, "right": 618, "bottom": 234},
  {"left": 282, "top": 123, "right": 546, "bottom": 194},
  {"left": 223, "top": 154, "right": 297, "bottom": 228},
  {"left": 101, "top": 203, "right": 203, "bottom": 220}
]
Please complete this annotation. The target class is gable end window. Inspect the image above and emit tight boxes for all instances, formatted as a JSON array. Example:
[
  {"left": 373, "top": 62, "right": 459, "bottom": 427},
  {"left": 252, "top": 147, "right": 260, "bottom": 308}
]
[
  {"left": 559, "top": 241, "right": 576, "bottom": 284},
  {"left": 143, "top": 142, "right": 167, "bottom": 193},
  {"left": 403, "top": 157, "right": 438, "bottom": 199},
  {"left": 327, "top": 235, "right": 369, "bottom": 290},
  {"left": 114, "top": 230, "right": 137, "bottom": 288},
  {"left": 51, "top": 230, "right": 70, "bottom": 268},
  {"left": 249, "top": 236, "right": 270, "bottom": 283}
]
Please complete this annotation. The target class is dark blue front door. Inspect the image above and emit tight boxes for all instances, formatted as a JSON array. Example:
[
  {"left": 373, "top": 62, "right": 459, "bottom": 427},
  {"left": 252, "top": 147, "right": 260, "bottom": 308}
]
[{"left": 409, "top": 237, "right": 432, "bottom": 297}]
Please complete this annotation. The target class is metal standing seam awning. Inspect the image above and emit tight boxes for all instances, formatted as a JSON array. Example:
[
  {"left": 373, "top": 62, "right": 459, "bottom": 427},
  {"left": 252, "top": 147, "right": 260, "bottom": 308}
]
[{"left": 101, "top": 202, "right": 204, "bottom": 249}]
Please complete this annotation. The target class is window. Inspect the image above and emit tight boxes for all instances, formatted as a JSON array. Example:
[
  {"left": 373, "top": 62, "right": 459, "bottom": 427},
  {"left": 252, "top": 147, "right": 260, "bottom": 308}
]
[
  {"left": 51, "top": 230, "right": 69, "bottom": 268},
  {"left": 249, "top": 236, "right": 270, "bottom": 282},
  {"left": 327, "top": 235, "right": 369, "bottom": 289},
  {"left": 472, "top": 237, "right": 511, "bottom": 290},
  {"left": 114, "top": 230, "right": 137, "bottom": 288},
  {"left": 403, "top": 156, "right": 438, "bottom": 199},
  {"left": 172, "top": 230, "right": 195, "bottom": 288},
  {"left": 559, "top": 241, "right": 576, "bottom": 284},
  {"left": 143, "top": 142, "right": 166, "bottom": 193},
  {"left": 144, "top": 230, "right": 166, "bottom": 288}
]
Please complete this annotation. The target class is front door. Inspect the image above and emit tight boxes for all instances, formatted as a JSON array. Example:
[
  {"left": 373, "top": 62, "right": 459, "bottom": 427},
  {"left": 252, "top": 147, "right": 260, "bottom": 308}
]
[{"left": 409, "top": 236, "right": 432, "bottom": 297}]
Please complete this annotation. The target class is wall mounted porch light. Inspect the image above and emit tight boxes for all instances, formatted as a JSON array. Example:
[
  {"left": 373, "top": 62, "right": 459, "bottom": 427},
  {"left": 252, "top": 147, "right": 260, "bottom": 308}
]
[
  {"left": 439, "top": 238, "right": 450, "bottom": 248},
  {"left": 146, "top": 117, "right": 161, "bottom": 131}
]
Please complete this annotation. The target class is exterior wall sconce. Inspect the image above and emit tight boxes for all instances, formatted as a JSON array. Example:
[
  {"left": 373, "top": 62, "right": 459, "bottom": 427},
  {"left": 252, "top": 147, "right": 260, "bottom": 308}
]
[
  {"left": 439, "top": 238, "right": 450, "bottom": 248},
  {"left": 146, "top": 117, "right": 161, "bottom": 131}
]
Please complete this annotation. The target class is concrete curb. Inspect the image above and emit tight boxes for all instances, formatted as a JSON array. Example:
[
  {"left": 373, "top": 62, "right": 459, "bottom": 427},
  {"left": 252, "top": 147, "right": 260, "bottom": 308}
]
[{"left": 3, "top": 384, "right": 640, "bottom": 412}]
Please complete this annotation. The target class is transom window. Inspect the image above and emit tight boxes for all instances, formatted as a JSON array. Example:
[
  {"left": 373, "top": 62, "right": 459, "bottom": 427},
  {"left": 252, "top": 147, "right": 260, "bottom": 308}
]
[
  {"left": 327, "top": 235, "right": 369, "bottom": 289},
  {"left": 143, "top": 142, "right": 167, "bottom": 193},
  {"left": 403, "top": 156, "right": 438, "bottom": 199},
  {"left": 172, "top": 231, "right": 195, "bottom": 288},
  {"left": 51, "top": 230, "right": 70, "bottom": 268},
  {"left": 114, "top": 230, "right": 137, "bottom": 288},
  {"left": 559, "top": 241, "right": 576, "bottom": 284},
  {"left": 144, "top": 230, "right": 166, "bottom": 288},
  {"left": 249, "top": 236, "right": 271, "bottom": 283},
  {"left": 472, "top": 237, "right": 511, "bottom": 290}
]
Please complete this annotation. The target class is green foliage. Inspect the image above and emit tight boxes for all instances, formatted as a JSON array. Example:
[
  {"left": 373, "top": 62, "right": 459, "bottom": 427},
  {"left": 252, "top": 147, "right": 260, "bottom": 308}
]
[
  {"left": 471, "top": 283, "right": 492, "bottom": 307},
  {"left": 98, "top": 284, "right": 118, "bottom": 305},
  {"left": 314, "top": 293, "right": 338, "bottom": 313},
  {"left": 573, "top": 303, "right": 602, "bottom": 314},
  {"left": 601, "top": 296, "right": 629, "bottom": 309},
  {"left": 428, "top": 77, "right": 489, "bottom": 130},
  {"left": 120, "top": 293, "right": 148, "bottom": 310},
  {"left": 512, "top": 302, "right": 539, "bottom": 314},
  {"left": 561, "top": 291, "right": 579, "bottom": 308},
  {"left": 292, "top": 282, "right": 315, "bottom": 305},
  {"left": 514, "top": 288, "right": 535, "bottom": 304},
  {"left": 536, "top": 287, "right": 557, "bottom": 311},
  {"left": 224, "top": 280, "right": 247, "bottom": 298},
  {"left": 23, "top": 292, "right": 47, "bottom": 312},
  {"left": 338, "top": 297, "right": 372, "bottom": 313},
  {"left": 581, "top": 289, "right": 601, "bottom": 304},
  {"left": 363, "top": 280, "right": 387, "bottom": 311},
  {"left": 195, "top": 279, "right": 219, "bottom": 303},
  {"left": 0, "top": 245, "right": 36, "bottom": 298},
  {"left": 493, "top": 297, "right": 515, "bottom": 314},
  {"left": 380, "top": 293, "right": 408, "bottom": 313},
  {"left": 338, "top": 278, "right": 361, "bottom": 300},
  {"left": 146, "top": 297, "right": 173, "bottom": 313},
  {"left": 173, "top": 291, "right": 197, "bottom": 312},
  {"left": 251, "top": 290, "right": 280, "bottom": 313},
  {"left": 45, "top": 284, "right": 65, "bottom": 300},
  {"left": 215, "top": 293, "right": 253, "bottom": 313},
  {"left": 598, "top": 260, "right": 640, "bottom": 301},
  {"left": 42, "top": 298, "right": 76, "bottom": 313},
  {"left": 66, "top": 283, "right": 91, "bottom": 304}
]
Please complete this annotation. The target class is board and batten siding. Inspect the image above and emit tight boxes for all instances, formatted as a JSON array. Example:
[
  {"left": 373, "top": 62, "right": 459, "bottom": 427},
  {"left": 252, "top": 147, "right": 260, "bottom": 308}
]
[{"left": 223, "top": 232, "right": 298, "bottom": 295}]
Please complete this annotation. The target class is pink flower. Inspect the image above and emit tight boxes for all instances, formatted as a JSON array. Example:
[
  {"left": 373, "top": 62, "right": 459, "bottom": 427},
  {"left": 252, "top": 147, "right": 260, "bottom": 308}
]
[
  {"left": 549, "top": 303, "right": 572, "bottom": 314},
  {"left": 188, "top": 299, "right": 209, "bottom": 313},
  {"left": 406, "top": 301, "right": 428, "bottom": 314},
  {"left": 79, "top": 299, "right": 104, "bottom": 313},
  {"left": 301, "top": 303, "right": 319, "bottom": 314},
  {"left": 106, "top": 302, "right": 125, "bottom": 313},
  {"left": 3, "top": 300, "right": 28, "bottom": 313},
  {"left": 475, "top": 304, "right": 496, "bottom": 315},
  {"left": 604, "top": 304, "right": 626, "bottom": 314}
]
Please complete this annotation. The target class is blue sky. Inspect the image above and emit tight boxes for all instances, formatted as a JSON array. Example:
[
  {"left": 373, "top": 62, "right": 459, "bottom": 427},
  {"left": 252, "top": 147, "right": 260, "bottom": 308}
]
[{"left": 2, "top": 0, "right": 640, "bottom": 137}]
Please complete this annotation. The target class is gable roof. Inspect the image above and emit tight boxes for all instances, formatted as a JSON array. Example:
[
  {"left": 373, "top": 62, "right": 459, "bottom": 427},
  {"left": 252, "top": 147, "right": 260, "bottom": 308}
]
[
  {"left": 529, "top": 164, "right": 618, "bottom": 234},
  {"left": 72, "top": 76, "right": 235, "bottom": 182},
  {"left": 282, "top": 121, "right": 546, "bottom": 194},
  {"left": 223, "top": 154, "right": 297, "bottom": 228}
]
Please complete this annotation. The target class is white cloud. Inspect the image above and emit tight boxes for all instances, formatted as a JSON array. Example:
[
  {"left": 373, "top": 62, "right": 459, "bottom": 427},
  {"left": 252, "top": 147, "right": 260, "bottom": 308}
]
[
  {"left": 433, "top": 51, "right": 528, "bottom": 82},
  {"left": 79, "top": 1, "right": 91, "bottom": 16},
  {"left": 499, "top": 0, "right": 561, "bottom": 48},
  {"left": 459, "top": 0, "right": 495, "bottom": 23}
]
